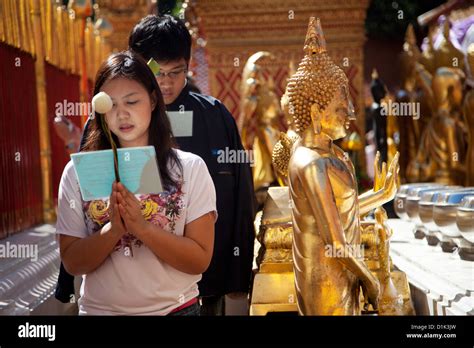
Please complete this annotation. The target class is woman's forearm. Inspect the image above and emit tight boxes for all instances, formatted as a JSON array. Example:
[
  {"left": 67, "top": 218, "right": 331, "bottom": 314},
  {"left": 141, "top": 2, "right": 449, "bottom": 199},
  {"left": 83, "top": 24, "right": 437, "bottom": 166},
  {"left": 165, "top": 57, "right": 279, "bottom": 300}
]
[
  {"left": 137, "top": 223, "right": 210, "bottom": 275},
  {"left": 61, "top": 223, "right": 123, "bottom": 276}
]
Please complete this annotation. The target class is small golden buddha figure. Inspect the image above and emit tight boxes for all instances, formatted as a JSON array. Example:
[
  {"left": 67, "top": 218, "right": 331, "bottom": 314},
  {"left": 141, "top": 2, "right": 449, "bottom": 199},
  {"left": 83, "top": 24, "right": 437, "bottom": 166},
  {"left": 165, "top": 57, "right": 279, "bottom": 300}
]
[
  {"left": 406, "top": 20, "right": 469, "bottom": 184},
  {"left": 286, "top": 17, "right": 400, "bottom": 315},
  {"left": 407, "top": 64, "right": 467, "bottom": 185},
  {"left": 399, "top": 24, "right": 421, "bottom": 94},
  {"left": 239, "top": 52, "right": 286, "bottom": 192},
  {"left": 397, "top": 24, "right": 426, "bottom": 182}
]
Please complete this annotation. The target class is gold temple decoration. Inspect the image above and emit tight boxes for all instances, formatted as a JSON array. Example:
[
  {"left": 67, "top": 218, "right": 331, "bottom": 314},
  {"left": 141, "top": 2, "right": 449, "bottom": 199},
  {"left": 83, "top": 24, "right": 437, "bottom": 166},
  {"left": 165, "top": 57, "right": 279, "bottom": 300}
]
[
  {"left": 239, "top": 51, "right": 285, "bottom": 192},
  {"left": 69, "top": 0, "right": 93, "bottom": 127},
  {"left": 31, "top": 0, "right": 55, "bottom": 223},
  {"left": 397, "top": 24, "right": 423, "bottom": 182},
  {"left": 0, "top": 0, "right": 112, "bottom": 75},
  {"left": 403, "top": 12, "right": 474, "bottom": 186},
  {"left": 250, "top": 187, "right": 297, "bottom": 315},
  {"left": 400, "top": 24, "right": 421, "bottom": 93},
  {"left": 0, "top": 0, "right": 35, "bottom": 54},
  {"left": 286, "top": 17, "right": 401, "bottom": 315},
  {"left": 186, "top": 0, "right": 370, "bottom": 169},
  {"left": 397, "top": 24, "right": 439, "bottom": 183},
  {"left": 94, "top": 0, "right": 148, "bottom": 51},
  {"left": 407, "top": 64, "right": 467, "bottom": 185}
]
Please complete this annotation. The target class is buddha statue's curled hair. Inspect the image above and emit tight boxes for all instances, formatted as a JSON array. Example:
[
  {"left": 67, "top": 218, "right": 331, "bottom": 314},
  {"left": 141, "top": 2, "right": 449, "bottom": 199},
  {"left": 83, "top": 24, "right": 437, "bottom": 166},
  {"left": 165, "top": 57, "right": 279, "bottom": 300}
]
[{"left": 286, "top": 17, "right": 349, "bottom": 135}]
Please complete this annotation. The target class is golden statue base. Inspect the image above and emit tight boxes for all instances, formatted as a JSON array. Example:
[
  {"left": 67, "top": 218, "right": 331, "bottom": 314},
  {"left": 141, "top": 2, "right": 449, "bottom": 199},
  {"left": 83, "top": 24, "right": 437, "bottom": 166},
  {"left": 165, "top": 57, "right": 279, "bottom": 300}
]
[{"left": 250, "top": 271, "right": 297, "bottom": 315}]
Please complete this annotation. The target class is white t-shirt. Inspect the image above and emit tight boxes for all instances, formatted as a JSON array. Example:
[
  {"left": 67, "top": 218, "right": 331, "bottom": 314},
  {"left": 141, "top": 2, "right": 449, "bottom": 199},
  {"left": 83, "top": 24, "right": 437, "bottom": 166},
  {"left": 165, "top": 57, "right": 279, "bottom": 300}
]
[{"left": 55, "top": 149, "right": 217, "bottom": 315}]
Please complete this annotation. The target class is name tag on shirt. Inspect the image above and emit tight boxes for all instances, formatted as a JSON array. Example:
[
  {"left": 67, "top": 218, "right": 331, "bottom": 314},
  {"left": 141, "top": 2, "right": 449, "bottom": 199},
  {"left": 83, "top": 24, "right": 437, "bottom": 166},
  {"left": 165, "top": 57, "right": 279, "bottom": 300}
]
[{"left": 166, "top": 111, "right": 193, "bottom": 137}]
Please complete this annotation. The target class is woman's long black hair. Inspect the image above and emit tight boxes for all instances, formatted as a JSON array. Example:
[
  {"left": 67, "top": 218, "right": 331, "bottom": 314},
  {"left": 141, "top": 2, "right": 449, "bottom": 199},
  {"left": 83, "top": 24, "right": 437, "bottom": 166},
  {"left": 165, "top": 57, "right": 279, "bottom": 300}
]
[{"left": 82, "top": 51, "right": 182, "bottom": 190}]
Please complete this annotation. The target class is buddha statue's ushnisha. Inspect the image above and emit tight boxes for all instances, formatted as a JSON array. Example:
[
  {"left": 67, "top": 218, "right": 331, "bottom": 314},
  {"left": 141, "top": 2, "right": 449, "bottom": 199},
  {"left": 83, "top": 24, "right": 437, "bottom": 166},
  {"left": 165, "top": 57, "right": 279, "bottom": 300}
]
[{"left": 286, "top": 17, "right": 400, "bottom": 315}]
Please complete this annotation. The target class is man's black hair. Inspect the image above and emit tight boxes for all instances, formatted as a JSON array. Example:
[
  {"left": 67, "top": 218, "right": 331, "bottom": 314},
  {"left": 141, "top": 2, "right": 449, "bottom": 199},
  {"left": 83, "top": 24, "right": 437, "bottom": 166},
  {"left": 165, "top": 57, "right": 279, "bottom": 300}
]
[{"left": 128, "top": 14, "right": 192, "bottom": 63}]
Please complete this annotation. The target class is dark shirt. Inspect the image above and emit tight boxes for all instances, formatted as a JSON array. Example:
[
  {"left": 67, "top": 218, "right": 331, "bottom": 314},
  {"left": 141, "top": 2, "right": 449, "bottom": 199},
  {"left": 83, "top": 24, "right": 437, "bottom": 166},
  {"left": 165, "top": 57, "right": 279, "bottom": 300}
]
[{"left": 166, "top": 85, "right": 256, "bottom": 296}]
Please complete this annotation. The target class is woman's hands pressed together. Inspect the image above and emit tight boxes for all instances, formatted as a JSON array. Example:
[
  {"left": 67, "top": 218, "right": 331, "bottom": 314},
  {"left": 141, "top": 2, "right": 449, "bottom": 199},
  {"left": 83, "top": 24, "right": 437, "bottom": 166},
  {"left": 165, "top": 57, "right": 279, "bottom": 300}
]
[
  {"left": 107, "top": 182, "right": 127, "bottom": 237},
  {"left": 114, "top": 181, "right": 149, "bottom": 237},
  {"left": 111, "top": 181, "right": 214, "bottom": 274}
]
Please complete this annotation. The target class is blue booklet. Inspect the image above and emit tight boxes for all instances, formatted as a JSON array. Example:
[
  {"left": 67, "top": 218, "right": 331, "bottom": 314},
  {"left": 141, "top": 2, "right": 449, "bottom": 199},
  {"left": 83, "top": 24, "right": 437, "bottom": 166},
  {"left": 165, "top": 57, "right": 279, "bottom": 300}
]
[{"left": 71, "top": 146, "right": 163, "bottom": 201}]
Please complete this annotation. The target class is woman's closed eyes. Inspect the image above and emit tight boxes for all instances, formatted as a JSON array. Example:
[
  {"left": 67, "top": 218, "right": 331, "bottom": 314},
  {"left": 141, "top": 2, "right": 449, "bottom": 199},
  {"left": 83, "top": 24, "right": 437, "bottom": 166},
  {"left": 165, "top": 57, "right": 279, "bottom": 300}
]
[{"left": 111, "top": 100, "right": 140, "bottom": 108}]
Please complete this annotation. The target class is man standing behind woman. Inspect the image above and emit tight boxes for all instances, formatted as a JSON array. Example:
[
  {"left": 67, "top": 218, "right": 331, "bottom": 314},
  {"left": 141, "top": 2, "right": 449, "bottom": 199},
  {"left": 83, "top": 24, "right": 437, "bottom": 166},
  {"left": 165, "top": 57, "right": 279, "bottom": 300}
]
[{"left": 126, "top": 14, "right": 255, "bottom": 315}]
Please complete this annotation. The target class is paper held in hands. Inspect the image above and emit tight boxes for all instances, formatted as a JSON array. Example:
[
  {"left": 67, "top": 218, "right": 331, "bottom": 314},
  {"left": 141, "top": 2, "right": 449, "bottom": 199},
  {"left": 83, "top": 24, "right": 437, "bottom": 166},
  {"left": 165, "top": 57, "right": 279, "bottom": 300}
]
[{"left": 71, "top": 146, "right": 163, "bottom": 201}]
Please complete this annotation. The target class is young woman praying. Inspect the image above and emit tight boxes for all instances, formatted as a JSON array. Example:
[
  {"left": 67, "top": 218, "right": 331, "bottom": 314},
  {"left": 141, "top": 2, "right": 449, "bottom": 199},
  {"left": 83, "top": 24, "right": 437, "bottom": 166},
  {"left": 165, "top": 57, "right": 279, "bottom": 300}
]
[{"left": 55, "top": 51, "right": 216, "bottom": 315}]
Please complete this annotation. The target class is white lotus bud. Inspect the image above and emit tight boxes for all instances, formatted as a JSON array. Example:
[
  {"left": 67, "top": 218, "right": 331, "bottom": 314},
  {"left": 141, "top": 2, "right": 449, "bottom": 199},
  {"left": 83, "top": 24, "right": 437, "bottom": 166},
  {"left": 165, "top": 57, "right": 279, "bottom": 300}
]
[{"left": 92, "top": 92, "right": 113, "bottom": 114}]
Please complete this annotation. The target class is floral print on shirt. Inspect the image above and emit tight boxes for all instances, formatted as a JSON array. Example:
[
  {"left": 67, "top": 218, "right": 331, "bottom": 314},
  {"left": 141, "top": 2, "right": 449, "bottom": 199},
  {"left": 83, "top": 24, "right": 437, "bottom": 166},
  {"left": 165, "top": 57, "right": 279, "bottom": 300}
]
[{"left": 82, "top": 181, "right": 184, "bottom": 255}]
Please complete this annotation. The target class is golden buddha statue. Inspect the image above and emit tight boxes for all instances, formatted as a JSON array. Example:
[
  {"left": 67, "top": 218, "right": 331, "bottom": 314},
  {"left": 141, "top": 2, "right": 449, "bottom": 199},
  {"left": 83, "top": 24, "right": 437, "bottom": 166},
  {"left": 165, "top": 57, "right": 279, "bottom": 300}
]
[
  {"left": 399, "top": 24, "right": 421, "bottom": 94},
  {"left": 407, "top": 64, "right": 467, "bottom": 185},
  {"left": 397, "top": 24, "right": 424, "bottom": 182},
  {"left": 239, "top": 51, "right": 286, "bottom": 193},
  {"left": 286, "top": 17, "right": 400, "bottom": 315}
]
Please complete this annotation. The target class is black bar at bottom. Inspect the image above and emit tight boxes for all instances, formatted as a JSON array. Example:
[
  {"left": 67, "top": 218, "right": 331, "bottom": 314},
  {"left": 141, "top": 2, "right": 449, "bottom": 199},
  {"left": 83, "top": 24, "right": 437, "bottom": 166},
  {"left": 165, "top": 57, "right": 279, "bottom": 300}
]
[{"left": 0, "top": 315, "right": 472, "bottom": 346}]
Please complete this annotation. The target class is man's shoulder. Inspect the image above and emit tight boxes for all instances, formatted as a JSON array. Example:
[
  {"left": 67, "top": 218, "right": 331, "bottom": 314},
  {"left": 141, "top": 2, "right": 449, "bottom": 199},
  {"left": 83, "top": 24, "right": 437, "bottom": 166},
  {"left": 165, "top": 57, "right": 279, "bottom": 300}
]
[
  {"left": 187, "top": 90, "right": 221, "bottom": 107},
  {"left": 186, "top": 91, "right": 233, "bottom": 118}
]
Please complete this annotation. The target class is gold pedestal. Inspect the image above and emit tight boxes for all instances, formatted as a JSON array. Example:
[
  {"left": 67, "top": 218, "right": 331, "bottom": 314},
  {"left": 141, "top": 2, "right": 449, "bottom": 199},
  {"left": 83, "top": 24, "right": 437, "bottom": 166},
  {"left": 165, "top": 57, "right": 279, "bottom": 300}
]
[
  {"left": 250, "top": 272, "right": 297, "bottom": 315},
  {"left": 250, "top": 187, "right": 297, "bottom": 315}
]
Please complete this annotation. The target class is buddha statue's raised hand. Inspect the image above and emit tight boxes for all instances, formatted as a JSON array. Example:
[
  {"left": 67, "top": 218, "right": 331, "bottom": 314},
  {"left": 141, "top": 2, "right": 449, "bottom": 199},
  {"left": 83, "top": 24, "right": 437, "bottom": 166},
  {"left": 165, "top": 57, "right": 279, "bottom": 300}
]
[
  {"left": 375, "top": 151, "right": 400, "bottom": 199},
  {"left": 359, "top": 151, "right": 400, "bottom": 216}
]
